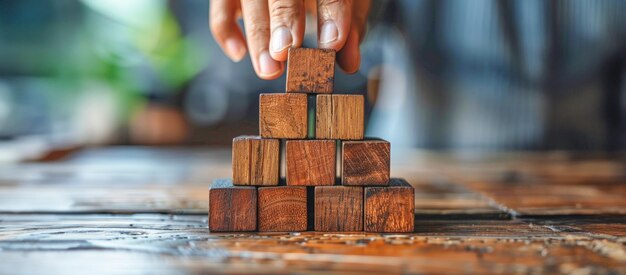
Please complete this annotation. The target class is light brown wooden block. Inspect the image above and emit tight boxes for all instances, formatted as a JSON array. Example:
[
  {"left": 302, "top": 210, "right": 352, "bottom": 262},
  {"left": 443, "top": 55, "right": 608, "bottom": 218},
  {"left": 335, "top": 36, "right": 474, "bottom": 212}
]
[
  {"left": 315, "top": 186, "right": 363, "bottom": 232},
  {"left": 286, "top": 48, "right": 335, "bottom": 93},
  {"left": 364, "top": 178, "right": 414, "bottom": 233},
  {"left": 232, "top": 136, "right": 279, "bottom": 186},
  {"left": 316, "top": 94, "right": 364, "bottom": 140},
  {"left": 259, "top": 93, "right": 308, "bottom": 139},
  {"left": 258, "top": 186, "right": 308, "bottom": 232},
  {"left": 286, "top": 140, "right": 336, "bottom": 186},
  {"left": 208, "top": 179, "right": 257, "bottom": 232},
  {"left": 342, "top": 139, "right": 390, "bottom": 186}
]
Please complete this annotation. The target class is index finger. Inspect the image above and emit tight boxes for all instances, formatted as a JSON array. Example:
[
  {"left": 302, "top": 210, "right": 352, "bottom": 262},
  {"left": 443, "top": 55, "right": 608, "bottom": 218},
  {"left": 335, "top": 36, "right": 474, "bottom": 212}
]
[{"left": 209, "top": 0, "right": 247, "bottom": 61}]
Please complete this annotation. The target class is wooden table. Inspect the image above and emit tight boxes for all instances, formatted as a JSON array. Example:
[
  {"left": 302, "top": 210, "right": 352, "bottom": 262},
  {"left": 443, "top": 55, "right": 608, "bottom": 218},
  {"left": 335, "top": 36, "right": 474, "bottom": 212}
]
[{"left": 0, "top": 147, "right": 624, "bottom": 274}]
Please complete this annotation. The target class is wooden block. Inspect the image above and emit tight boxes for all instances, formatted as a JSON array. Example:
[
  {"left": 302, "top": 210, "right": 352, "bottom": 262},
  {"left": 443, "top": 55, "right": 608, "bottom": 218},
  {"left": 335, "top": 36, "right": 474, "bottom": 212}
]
[
  {"left": 208, "top": 179, "right": 257, "bottom": 232},
  {"left": 286, "top": 48, "right": 335, "bottom": 93},
  {"left": 258, "top": 186, "right": 308, "bottom": 232},
  {"left": 232, "top": 136, "right": 279, "bottom": 186},
  {"left": 364, "top": 178, "right": 414, "bottom": 233},
  {"left": 259, "top": 93, "right": 308, "bottom": 139},
  {"left": 342, "top": 139, "right": 390, "bottom": 186},
  {"left": 316, "top": 95, "right": 364, "bottom": 140},
  {"left": 315, "top": 186, "right": 363, "bottom": 232},
  {"left": 286, "top": 140, "right": 336, "bottom": 186}
]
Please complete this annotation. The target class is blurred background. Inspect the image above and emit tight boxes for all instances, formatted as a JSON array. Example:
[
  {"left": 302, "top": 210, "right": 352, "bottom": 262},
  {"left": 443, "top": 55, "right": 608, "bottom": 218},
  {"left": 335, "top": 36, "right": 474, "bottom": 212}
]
[{"left": 0, "top": 0, "right": 624, "bottom": 163}]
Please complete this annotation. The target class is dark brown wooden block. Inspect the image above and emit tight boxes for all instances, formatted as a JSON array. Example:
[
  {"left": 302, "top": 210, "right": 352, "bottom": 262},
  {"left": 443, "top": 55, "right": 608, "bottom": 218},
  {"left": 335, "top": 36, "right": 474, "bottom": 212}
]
[
  {"left": 342, "top": 139, "right": 390, "bottom": 186},
  {"left": 316, "top": 94, "right": 364, "bottom": 140},
  {"left": 364, "top": 178, "right": 414, "bottom": 233},
  {"left": 259, "top": 93, "right": 308, "bottom": 139},
  {"left": 286, "top": 48, "right": 335, "bottom": 94},
  {"left": 258, "top": 186, "right": 308, "bottom": 232},
  {"left": 232, "top": 136, "right": 279, "bottom": 186},
  {"left": 208, "top": 179, "right": 257, "bottom": 232},
  {"left": 315, "top": 186, "right": 363, "bottom": 232},
  {"left": 286, "top": 140, "right": 336, "bottom": 186}
]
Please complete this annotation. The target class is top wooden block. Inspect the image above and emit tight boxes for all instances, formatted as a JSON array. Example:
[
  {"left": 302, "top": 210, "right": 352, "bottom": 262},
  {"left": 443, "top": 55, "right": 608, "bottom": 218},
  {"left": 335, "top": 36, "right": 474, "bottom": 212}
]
[
  {"left": 286, "top": 48, "right": 335, "bottom": 94},
  {"left": 259, "top": 93, "right": 308, "bottom": 139}
]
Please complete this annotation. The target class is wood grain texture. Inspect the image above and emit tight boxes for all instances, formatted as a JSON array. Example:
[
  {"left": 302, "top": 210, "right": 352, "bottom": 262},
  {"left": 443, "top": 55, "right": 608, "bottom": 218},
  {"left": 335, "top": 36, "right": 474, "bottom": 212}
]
[
  {"left": 259, "top": 93, "right": 308, "bottom": 139},
  {"left": 258, "top": 186, "right": 307, "bottom": 232},
  {"left": 342, "top": 139, "right": 390, "bottom": 186},
  {"left": 4, "top": 214, "right": 626, "bottom": 274},
  {"left": 286, "top": 48, "right": 335, "bottom": 93},
  {"left": 208, "top": 178, "right": 257, "bottom": 232},
  {"left": 3, "top": 148, "right": 626, "bottom": 274},
  {"left": 314, "top": 186, "right": 363, "bottom": 231},
  {"left": 232, "top": 136, "right": 279, "bottom": 186},
  {"left": 464, "top": 179, "right": 626, "bottom": 216},
  {"left": 286, "top": 140, "right": 336, "bottom": 186},
  {"left": 364, "top": 178, "right": 415, "bottom": 233},
  {"left": 316, "top": 95, "right": 364, "bottom": 140}
]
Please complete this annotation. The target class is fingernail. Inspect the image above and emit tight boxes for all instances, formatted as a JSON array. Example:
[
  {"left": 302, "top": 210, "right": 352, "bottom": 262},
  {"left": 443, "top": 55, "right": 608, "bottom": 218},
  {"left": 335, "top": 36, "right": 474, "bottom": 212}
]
[
  {"left": 259, "top": 51, "right": 281, "bottom": 76},
  {"left": 225, "top": 38, "right": 246, "bottom": 62},
  {"left": 319, "top": 20, "right": 338, "bottom": 44},
  {"left": 271, "top": 27, "right": 293, "bottom": 53}
]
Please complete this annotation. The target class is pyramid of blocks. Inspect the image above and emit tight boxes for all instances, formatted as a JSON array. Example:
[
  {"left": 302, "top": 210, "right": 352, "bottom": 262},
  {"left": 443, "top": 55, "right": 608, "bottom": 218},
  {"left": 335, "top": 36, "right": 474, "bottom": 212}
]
[{"left": 209, "top": 48, "right": 415, "bottom": 233}]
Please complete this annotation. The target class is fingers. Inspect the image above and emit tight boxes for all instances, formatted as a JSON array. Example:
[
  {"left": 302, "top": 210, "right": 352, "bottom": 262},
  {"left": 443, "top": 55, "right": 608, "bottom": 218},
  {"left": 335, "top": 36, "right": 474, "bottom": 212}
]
[
  {"left": 351, "top": 0, "right": 370, "bottom": 43},
  {"left": 269, "top": 0, "right": 305, "bottom": 61},
  {"left": 337, "top": 0, "right": 369, "bottom": 73},
  {"left": 337, "top": 25, "right": 360, "bottom": 73},
  {"left": 241, "top": 0, "right": 283, "bottom": 79},
  {"left": 212, "top": 0, "right": 367, "bottom": 77},
  {"left": 316, "top": 0, "right": 353, "bottom": 50},
  {"left": 209, "top": 0, "right": 247, "bottom": 62}
]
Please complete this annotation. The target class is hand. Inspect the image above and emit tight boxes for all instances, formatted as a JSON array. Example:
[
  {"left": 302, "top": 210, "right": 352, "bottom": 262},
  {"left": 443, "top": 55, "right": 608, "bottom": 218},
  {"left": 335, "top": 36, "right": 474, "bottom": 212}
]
[{"left": 210, "top": 0, "right": 371, "bottom": 80}]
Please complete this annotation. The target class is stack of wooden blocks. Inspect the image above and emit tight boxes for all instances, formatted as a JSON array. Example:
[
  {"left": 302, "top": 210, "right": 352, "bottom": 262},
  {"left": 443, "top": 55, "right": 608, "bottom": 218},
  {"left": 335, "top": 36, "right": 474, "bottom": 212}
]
[{"left": 209, "top": 48, "right": 414, "bottom": 233}]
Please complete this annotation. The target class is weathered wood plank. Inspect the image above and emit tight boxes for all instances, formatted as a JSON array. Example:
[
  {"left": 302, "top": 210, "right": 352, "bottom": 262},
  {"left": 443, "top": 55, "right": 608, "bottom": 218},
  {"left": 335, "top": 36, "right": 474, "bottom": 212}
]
[
  {"left": 411, "top": 179, "right": 507, "bottom": 219},
  {"left": 463, "top": 179, "right": 626, "bottom": 216},
  {"left": 525, "top": 216, "right": 626, "bottom": 238},
  {"left": 1, "top": 214, "right": 625, "bottom": 274}
]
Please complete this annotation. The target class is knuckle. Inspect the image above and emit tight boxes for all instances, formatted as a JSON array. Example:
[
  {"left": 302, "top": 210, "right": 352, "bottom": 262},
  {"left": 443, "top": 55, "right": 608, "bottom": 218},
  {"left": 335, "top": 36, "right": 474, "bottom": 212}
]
[
  {"left": 246, "top": 22, "right": 270, "bottom": 40},
  {"left": 270, "top": 1, "right": 300, "bottom": 19},
  {"left": 318, "top": 0, "right": 343, "bottom": 7},
  {"left": 209, "top": 14, "right": 229, "bottom": 38},
  {"left": 318, "top": 0, "right": 350, "bottom": 19}
]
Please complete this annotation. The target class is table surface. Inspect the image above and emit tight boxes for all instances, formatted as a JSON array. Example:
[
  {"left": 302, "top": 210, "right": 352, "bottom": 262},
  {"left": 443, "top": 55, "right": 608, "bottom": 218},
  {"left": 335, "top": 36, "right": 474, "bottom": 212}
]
[{"left": 0, "top": 147, "right": 624, "bottom": 274}]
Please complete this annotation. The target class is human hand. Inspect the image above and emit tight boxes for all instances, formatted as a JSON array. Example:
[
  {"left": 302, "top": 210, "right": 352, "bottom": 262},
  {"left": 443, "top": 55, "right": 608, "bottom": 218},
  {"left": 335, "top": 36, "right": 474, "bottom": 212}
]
[{"left": 210, "top": 0, "right": 370, "bottom": 80}]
